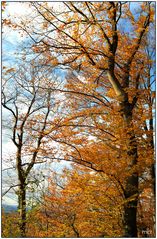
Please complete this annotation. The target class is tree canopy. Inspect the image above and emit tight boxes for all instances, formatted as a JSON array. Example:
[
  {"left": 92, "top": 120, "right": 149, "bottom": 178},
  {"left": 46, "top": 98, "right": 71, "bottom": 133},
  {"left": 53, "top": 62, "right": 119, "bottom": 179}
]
[{"left": 2, "top": 2, "right": 155, "bottom": 237}]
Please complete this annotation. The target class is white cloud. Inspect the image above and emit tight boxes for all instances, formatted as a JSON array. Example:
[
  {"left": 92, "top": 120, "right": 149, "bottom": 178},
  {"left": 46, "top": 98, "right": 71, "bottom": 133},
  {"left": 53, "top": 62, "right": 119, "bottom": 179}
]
[{"left": 6, "top": 2, "right": 32, "bottom": 18}]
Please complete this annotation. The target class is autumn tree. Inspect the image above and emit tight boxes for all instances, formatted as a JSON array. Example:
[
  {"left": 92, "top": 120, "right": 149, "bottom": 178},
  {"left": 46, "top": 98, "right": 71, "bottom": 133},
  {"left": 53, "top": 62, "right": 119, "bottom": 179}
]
[
  {"left": 2, "top": 209, "right": 20, "bottom": 237},
  {"left": 2, "top": 1, "right": 155, "bottom": 237},
  {"left": 15, "top": 2, "right": 155, "bottom": 237},
  {"left": 2, "top": 61, "right": 66, "bottom": 237},
  {"left": 26, "top": 165, "right": 124, "bottom": 237}
]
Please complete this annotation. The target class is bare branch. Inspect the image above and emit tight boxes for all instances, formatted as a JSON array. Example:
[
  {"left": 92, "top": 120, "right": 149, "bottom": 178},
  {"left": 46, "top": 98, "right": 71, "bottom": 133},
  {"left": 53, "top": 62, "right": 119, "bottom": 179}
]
[{"left": 2, "top": 184, "right": 20, "bottom": 197}]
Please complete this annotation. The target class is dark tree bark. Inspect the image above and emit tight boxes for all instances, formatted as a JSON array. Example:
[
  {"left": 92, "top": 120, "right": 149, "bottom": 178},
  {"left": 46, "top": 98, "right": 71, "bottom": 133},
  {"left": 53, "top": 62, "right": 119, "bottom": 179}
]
[
  {"left": 18, "top": 183, "right": 26, "bottom": 237},
  {"left": 120, "top": 99, "right": 138, "bottom": 237}
]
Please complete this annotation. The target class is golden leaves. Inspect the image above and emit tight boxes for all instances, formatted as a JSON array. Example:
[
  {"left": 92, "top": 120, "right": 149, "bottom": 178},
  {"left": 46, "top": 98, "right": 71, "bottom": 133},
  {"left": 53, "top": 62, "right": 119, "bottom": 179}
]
[
  {"left": 32, "top": 45, "right": 41, "bottom": 53},
  {"left": 50, "top": 57, "right": 59, "bottom": 66},
  {"left": 2, "top": 19, "right": 12, "bottom": 26},
  {"left": 2, "top": 1, "right": 6, "bottom": 11},
  {"left": 42, "top": 21, "right": 48, "bottom": 29}
]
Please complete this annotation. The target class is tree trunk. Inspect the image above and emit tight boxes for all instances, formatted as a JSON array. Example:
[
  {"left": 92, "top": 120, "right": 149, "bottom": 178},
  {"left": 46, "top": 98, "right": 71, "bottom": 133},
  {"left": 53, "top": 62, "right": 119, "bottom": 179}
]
[
  {"left": 107, "top": 71, "right": 139, "bottom": 236},
  {"left": 18, "top": 183, "right": 26, "bottom": 237},
  {"left": 120, "top": 100, "right": 139, "bottom": 237},
  {"left": 123, "top": 171, "right": 138, "bottom": 237},
  {"left": 150, "top": 118, "right": 155, "bottom": 197}
]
